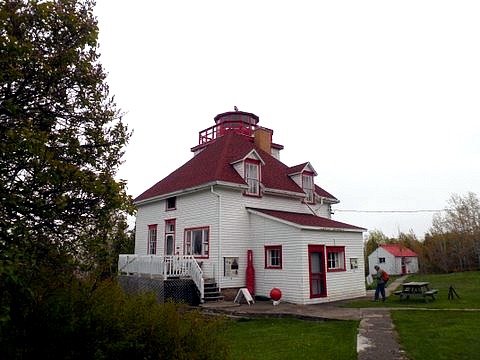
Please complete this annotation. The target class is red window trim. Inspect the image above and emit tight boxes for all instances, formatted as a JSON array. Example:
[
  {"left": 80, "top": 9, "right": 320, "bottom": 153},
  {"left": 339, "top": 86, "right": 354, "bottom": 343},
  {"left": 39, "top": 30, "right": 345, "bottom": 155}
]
[
  {"left": 164, "top": 219, "right": 176, "bottom": 255},
  {"left": 147, "top": 224, "right": 158, "bottom": 255},
  {"left": 184, "top": 226, "right": 210, "bottom": 259},
  {"left": 308, "top": 244, "right": 328, "bottom": 298},
  {"left": 264, "top": 245, "right": 283, "bottom": 269},
  {"left": 326, "top": 246, "right": 346, "bottom": 272},
  {"left": 165, "top": 196, "right": 177, "bottom": 211},
  {"left": 244, "top": 159, "right": 261, "bottom": 197}
]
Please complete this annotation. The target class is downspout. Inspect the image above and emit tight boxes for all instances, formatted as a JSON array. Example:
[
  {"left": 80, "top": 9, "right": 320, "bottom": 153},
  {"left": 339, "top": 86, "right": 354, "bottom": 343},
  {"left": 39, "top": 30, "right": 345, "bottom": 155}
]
[{"left": 210, "top": 185, "right": 222, "bottom": 291}]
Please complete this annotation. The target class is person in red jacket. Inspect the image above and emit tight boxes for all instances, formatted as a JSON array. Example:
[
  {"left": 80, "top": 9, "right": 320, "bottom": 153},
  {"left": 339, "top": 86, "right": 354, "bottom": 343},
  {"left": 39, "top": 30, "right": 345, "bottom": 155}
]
[{"left": 373, "top": 265, "right": 387, "bottom": 302}]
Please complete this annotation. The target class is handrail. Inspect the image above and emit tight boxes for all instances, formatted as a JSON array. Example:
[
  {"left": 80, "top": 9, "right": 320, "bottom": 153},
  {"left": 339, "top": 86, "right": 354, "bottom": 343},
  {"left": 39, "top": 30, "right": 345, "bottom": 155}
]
[
  {"left": 198, "top": 121, "right": 256, "bottom": 144},
  {"left": 118, "top": 254, "right": 204, "bottom": 301}
]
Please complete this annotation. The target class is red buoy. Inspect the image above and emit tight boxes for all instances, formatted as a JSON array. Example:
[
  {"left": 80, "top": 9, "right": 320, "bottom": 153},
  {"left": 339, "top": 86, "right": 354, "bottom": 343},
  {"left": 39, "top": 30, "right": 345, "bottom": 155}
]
[
  {"left": 270, "top": 288, "right": 282, "bottom": 301},
  {"left": 246, "top": 250, "right": 255, "bottom": 295}
]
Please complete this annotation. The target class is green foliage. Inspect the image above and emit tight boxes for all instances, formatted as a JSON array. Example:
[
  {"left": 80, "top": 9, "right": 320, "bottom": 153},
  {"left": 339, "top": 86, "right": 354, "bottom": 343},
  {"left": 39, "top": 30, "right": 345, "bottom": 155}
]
[
  {"left": 0, "top": 0, "right": 135, "bottom": 275},
  {"left": 0, "top": 279, "right": 231, "bottom": 360},
  {"left": 1, "top": 0, "right": 134, "bottom": 317},
  {"left": 392, "top": 311, "right": 480, "bottom": 360},
  {"left": 0, "top": 1, "right": 138, "bottom": 354},
  {"left": 225, "top": 318, "right": 358, "bottom": 360},
  {"left": 423, "top": 192, "right": 480, "bottom": 272}
]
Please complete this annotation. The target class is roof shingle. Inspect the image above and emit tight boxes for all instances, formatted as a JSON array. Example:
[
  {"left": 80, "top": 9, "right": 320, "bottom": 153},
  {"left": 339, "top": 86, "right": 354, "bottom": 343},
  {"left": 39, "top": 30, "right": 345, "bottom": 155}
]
[
  {"left": 247, "top": 208, "right": 365, "bottom": 231},
  {"left": 135, "top": 132, "right": 338, "bottom": 203},
  {"left": 381, "top": 244, "right": 418, "bottom": 257}
]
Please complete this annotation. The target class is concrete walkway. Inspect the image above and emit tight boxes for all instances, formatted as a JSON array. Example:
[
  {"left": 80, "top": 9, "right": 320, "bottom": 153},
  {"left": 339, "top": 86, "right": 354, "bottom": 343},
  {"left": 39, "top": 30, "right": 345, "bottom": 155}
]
[
  {"left": 200, "top": 275, "right": 410, "bottom": 360},
  {"left": 357, "top": 276, "right": 409, "bottom": 360}
]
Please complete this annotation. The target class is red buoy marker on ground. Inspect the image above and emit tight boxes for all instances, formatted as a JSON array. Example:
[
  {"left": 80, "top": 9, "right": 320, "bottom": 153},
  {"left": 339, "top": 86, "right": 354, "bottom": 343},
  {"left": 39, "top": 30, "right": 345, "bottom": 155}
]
[{"left": 270, "top": 287, "right": 282, "bottom": 304}]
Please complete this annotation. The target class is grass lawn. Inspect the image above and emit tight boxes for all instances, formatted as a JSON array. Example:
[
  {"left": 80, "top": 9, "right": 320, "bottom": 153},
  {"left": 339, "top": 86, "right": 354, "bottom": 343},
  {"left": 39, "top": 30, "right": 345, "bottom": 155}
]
[
  {"left": 346, "top": 271, "right": 480, "bottom": 309},
  {"left": 224, "top": 318, "right": 359, "bottom": 360},
  {"left": 392, "top": 310, "right": 480, "bottom": 360}
]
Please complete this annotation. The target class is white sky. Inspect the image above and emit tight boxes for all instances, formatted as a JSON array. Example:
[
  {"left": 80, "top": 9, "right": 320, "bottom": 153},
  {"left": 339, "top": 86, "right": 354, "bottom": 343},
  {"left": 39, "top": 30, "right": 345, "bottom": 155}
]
[{"left": 94, "top": 1, "right": 480, "bottom": 238}]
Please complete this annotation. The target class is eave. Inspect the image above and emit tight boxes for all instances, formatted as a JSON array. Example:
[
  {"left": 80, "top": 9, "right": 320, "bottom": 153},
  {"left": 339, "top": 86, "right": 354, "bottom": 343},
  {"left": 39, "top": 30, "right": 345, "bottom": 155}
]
[{"left": 247, "top": 208, "right": 365, "bottom": 233}]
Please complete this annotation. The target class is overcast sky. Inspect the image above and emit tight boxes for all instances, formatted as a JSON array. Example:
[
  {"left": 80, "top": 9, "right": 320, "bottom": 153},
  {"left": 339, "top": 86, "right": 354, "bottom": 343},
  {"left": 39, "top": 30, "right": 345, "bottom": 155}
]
[{"left": 94, "top": 1, "right": 480, "bottom": 238}]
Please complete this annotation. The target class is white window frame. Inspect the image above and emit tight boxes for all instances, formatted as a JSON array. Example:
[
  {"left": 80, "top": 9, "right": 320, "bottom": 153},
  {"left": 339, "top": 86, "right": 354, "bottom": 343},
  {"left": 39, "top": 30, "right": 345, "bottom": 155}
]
[
  {"left": 164, "top": 219, "right": 175, "bottom": 255},
  {"left": 166, "top": 196, "right": 176, "bottom": 210},
  {"left": 326, "top": 246, "right": 345, "bottom": 271},
  {"left": 265, "top": 245, "right": 282, "bottom": 269},
  {"left": 148, "top": 224, "right": 157, "bottom": 255},
  {"left": 184, "top": 227, "right": 209, "bottom": 258},
  {"left": 245, "top": 161, "right": 260, "bottom": 196},
  {"left": 302, "top": 173, "right": 315, "bottom": 203}
]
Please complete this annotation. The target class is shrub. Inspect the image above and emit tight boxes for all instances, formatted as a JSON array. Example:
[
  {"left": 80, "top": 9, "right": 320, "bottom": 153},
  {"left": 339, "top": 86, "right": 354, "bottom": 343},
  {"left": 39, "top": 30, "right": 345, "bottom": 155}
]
[{"left": 0, "top": 279, "right": 230, "bottom": 360}]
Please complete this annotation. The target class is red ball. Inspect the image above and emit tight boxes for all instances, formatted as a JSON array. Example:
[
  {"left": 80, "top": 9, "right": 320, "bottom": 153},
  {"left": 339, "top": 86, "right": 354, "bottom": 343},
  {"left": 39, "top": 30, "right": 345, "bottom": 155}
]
[{"left": 270, "top": 288, "right": 282, "bottom": 301}]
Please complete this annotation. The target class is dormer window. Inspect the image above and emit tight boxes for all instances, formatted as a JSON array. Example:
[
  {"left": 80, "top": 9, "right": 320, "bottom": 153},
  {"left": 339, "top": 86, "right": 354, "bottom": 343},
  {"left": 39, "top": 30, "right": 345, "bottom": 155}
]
[
  {"left": 245, "top": 160, "right": 260, "bottom": 196},
  {"left": 302, "top": 172, "right": 314, "bottom": 203}
]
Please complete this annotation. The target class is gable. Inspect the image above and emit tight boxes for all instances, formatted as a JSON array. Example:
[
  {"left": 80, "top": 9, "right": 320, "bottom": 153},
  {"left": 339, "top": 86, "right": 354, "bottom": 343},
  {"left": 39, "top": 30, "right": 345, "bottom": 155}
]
[{"left": 288, "top": 162, "right": 318, "bottom": 176}]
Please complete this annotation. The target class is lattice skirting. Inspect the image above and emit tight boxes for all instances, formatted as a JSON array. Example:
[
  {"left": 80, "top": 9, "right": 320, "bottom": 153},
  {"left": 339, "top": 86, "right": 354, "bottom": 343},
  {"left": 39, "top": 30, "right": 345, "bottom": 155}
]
[{"left": 118, "top": 275, "right": 200, "bottom": 306}]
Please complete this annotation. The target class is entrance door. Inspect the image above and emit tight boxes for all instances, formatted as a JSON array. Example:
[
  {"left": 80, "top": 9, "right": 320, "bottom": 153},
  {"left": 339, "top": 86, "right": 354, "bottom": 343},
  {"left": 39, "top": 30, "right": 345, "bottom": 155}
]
[
  {"left": 165, "top": 234, "right": 174, "bottom": 255},
  {"left": 308, "top": 245, "right": 327, "bottom": 298}
]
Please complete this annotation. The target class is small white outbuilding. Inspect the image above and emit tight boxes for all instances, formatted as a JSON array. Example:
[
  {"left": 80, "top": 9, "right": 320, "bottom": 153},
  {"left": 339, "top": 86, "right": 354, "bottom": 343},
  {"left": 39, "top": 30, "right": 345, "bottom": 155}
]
[{"left": 368, "top": 244, "right": 418, "bottom": 275}]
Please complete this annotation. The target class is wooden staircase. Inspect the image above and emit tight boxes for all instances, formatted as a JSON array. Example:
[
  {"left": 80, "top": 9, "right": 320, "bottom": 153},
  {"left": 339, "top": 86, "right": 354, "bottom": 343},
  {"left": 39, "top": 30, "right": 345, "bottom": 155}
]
[{"left": 203, "top": 279, "right": 224, "bottom": 302}]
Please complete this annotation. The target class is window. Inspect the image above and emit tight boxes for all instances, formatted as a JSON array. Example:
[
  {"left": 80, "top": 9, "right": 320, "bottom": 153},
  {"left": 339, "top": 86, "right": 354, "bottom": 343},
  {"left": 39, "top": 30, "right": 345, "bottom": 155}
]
[
  {"left": 379, "top": 257, "right": 385, "bottom": 263},
  {"left": 265, "top": 245, "right": 282, "bottom": 269},
  {"left": 326, "top": 246, "right": 345, "bottom": 271},
  {"left": 184, "top": 227, "right": 209, "bottom": 258},
  {"left": 302, "top": 172, "right": 314, "bottom": 203},
  {"left": 147, "top": 224, "right": 157, "bottom": 254},
  {"left": 245, "top": 160, "right": 260, "bottom": 196},
  {"left": 350, "top": 258, "right": 359, "bottom": 270},
  {"left": 166, "top": 196, "right": 176, "bottom": 210},
  {"left": 165, "top": 219, "right": 175, "bottom": 255}
]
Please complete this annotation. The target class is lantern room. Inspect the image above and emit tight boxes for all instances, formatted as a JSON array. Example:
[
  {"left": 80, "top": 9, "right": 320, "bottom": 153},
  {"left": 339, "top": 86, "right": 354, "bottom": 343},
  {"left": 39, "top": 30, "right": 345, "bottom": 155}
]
[{"left": 192, "top": 109, "right": 284, "bottom": 160}]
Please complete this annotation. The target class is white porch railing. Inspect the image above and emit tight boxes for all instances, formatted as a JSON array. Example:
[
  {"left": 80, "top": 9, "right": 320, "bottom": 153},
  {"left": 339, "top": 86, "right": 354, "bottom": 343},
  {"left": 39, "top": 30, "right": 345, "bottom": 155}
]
[{"left": 118, "top": 254, "right": 204, "bottom": 301}]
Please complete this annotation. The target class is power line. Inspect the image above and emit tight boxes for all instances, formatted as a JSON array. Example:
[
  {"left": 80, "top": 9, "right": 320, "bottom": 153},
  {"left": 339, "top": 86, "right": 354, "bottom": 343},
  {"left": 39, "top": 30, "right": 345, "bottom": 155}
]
[{"left": 333, "top": 209, "right": 447, "bottom": 214}]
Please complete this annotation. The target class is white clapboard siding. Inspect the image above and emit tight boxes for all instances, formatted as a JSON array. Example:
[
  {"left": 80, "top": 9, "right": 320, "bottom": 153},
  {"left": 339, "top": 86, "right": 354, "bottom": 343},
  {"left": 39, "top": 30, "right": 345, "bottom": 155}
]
[
  {"left": 135, "top": 185, "right": 366, "bottom": 303},
  {"left": 368, "top": 247, "right": 419, "bottom": 275},
  {"left": 300, "top": 231, "right": 366, "bottom": 304},
  {"left": 135, "top": 189, "right": 219, "bottom": 279},
  {"left": 249, "top": 214, "right": 305, "bottom": 303},
  {"left": 214, "top": 187, "right": 331, "bottom": 289},
  {"left": 248, "top": 214, "right": 365, "bottom": 304}
]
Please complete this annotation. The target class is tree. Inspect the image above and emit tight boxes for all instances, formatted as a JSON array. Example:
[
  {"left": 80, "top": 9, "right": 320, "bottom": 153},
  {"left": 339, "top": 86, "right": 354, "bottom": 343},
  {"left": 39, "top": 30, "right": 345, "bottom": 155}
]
[
  {"left": 0, "top": 0, "right": 133, "bottom": 322},
  {"left": 426, "top": 192, "right": 480, "bottom": 272}
]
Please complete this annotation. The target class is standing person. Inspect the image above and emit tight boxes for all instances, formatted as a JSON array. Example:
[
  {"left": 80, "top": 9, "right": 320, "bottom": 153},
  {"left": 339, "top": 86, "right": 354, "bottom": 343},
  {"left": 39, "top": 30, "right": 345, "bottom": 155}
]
[{"left": 374, "top": 265, "right": 387, "bottom": 302}]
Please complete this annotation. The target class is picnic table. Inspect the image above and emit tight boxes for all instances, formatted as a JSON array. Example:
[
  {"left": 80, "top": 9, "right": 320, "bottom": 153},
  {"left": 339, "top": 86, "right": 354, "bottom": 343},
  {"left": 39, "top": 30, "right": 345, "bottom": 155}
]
[{"left": 394, "top": 281, "right": 438, "bottom": 302}]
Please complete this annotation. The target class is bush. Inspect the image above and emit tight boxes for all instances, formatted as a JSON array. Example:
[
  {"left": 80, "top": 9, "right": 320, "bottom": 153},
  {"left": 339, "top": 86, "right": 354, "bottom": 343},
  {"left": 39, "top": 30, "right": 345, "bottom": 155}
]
[{"left": 0, "top": 279, "right": 230, "bottom": 360}]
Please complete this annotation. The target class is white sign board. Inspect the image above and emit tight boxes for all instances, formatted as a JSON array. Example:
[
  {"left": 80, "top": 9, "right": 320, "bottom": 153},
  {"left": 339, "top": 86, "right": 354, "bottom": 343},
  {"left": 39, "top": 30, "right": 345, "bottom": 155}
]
[
  {"left": 234, "top": 288, "right": 255, "bottom": 305},
  {"left": 366, "top": 274, "right": 373, "bottom": 286}
]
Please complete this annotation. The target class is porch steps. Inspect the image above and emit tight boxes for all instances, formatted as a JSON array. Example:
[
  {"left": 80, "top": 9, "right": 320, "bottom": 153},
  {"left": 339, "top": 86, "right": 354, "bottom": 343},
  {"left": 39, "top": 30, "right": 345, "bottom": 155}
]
[{"left": 203, "top": 279, "right": 224, "bottom": 302}]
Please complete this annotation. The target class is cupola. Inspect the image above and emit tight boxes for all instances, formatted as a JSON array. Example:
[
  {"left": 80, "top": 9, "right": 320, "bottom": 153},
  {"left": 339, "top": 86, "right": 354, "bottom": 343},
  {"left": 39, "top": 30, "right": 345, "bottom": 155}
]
[{"left": 191, "top": 108, "right": 284, "bottom": 159}]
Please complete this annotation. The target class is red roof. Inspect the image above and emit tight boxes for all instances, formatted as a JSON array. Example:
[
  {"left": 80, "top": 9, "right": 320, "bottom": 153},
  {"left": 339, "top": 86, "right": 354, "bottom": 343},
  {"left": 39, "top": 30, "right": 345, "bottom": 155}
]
[
  {"left": 381, "top": 244, "right": 417, "bottom": 257},
  {"left": 135, "top": 132, "right": 338, "bottom": 203},
  {"left": 247, "top": 208, "right": 365, "bottom": 231},
  {"left": 287, "top": 163, "right": 309, "bottom": 175}
]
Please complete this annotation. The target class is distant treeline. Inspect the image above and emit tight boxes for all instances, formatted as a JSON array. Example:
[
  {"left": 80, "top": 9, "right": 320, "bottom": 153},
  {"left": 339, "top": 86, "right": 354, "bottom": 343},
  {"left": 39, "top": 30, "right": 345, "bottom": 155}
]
[{"left": 365, "top": 192, "right": 480, "bottom": 274}]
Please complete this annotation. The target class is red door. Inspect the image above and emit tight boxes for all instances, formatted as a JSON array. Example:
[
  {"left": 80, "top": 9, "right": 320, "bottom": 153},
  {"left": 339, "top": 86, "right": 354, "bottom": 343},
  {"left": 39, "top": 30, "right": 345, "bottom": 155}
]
[{"left": 308, "top": 245, "right": 327, "bottom": 298}]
